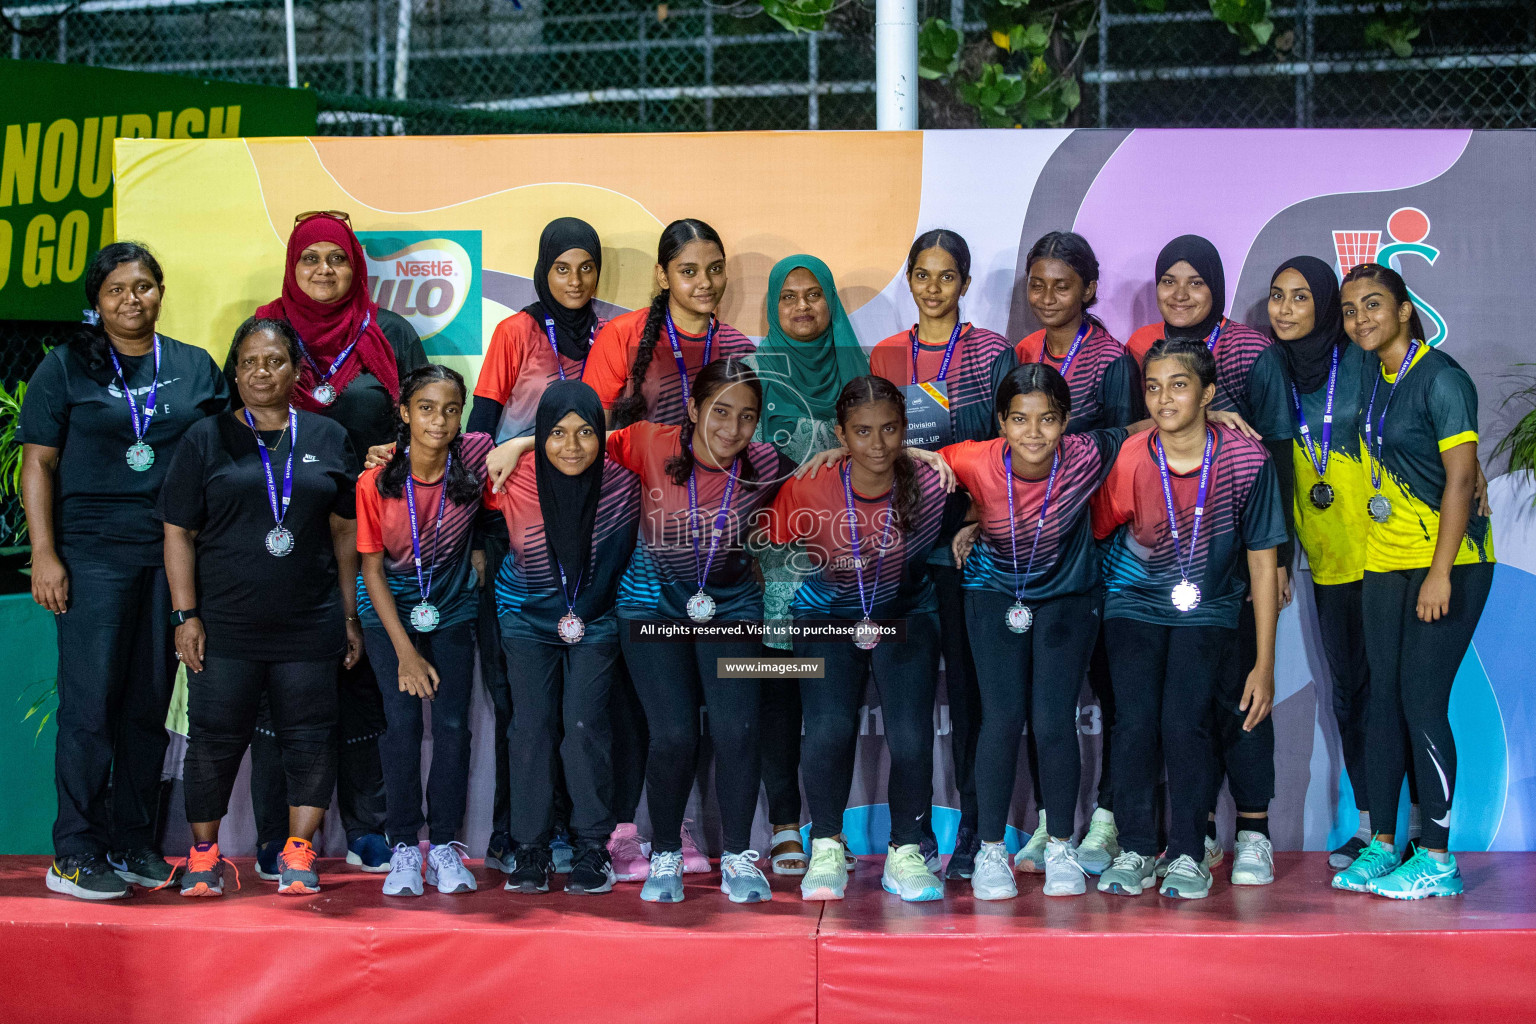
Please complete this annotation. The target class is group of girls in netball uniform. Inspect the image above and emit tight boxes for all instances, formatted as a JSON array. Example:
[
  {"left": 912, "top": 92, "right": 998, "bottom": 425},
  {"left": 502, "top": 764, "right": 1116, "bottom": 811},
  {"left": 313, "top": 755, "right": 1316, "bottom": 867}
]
[{"left": 32, "top": 208, "right": 1490, "bottom": 908}]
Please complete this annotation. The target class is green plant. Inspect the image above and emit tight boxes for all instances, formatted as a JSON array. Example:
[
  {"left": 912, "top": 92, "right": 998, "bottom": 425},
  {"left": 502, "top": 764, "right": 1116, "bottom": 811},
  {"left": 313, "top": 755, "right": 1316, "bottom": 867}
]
[
  {"left": 1495, "top": 367, "right": 1536, "bottom": 500},
  {"left": 0, "top": 379, "right": 27, "bottom": 545},
  {"left": 1364, "top": 2, "right": 1422, "bottom": 58},
  {"left": 19, "top": 677, "right": 57, "bottom": 742}
]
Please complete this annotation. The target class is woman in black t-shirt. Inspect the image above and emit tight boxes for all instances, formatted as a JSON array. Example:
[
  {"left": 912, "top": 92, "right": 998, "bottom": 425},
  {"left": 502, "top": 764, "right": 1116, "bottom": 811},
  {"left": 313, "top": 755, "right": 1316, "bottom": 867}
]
[
  {"left": 20, "top": 242, "right": 229, "bottom": 901},
  {"left": 160, "top": 318, "right": 361, "bottom": 898}
]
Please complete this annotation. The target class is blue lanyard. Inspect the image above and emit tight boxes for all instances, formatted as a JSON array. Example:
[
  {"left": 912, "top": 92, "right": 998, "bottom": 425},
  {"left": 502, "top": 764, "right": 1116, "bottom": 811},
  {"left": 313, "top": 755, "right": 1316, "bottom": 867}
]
[
  {"left": 664, "top": 309, "right": 716, "bottom": 408},
  {"left": 108, "top": 335, "right": 161, "bottom": 442},
  {"left": 1364, "top": 342, "right": 1420, "bottom": 491},
  {"left": 686, "top": 456, "right": 738, "bottom": 591},
  {"left": 295, "top": 310, "right": 371, "bottom": 388},
  {"left": 1204, "top": 318, "right": 1225, "bottom": 352},
  {"left": 541, "top": 317, "right": 594, "bottom": 382},
  {"left": 245, "top": 406, "right": 297, "bottom": 528},
  {"left": 842, "top": 466, "right": 896, "bottom": 619},
  {"left": 555, "top": 558, "right": 581, "bottom": 614},
  {"left": 1004, "top": 447, "right": 1060, "bottom": 602},
  {"left": 1290, "top": 344, "right": 1339, "bottom": 479},
  {"left": 1153, "top": 428, "right": 1215, "bottom": 585},
  {"left": 1044, "top": 320, "right": 1091, "bottom": 380},
  {"left": 908, "top": 320, "right": 963, "bottom": 386},
  {"left": 404, "top": 448, "right": 453, "bottom": 604}
]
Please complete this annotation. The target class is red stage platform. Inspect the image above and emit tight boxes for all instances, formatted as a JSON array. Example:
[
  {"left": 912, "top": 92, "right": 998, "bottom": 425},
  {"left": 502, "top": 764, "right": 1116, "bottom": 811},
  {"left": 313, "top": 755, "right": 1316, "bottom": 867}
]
[{"left": 2, "top": 853, "right": 1533, "bottom": 1024}]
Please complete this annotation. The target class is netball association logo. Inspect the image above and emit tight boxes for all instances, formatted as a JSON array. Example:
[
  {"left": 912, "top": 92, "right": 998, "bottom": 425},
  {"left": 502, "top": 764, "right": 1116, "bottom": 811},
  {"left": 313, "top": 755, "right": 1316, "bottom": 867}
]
[
  {"left": 358, "top": 231, "right": 483, "bottom": 357},
  {"left": 1332, "top": 206, "right": 1448, "bottom": 346}
]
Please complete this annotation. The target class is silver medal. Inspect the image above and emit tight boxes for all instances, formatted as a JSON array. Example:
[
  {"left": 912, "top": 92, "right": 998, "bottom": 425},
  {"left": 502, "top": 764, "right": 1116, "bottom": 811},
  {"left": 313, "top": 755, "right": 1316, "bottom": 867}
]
[
  {"left": 410, "top": 601, "right": 440, "bottom": 632},
  {"left": 557, "top": 612, "right": 586, "bottom": 645},
  {"left": 853, "top": 616, "right": 881, "bottom": 650},
  {"left": 1367, "top": 493, "right": 1393, "bottom": 523},
  {"left": 686, "top": 589, "right": 716, "bottom": 624},
  {"left": 312, "top": 382, "right": 337, "bottom": 406},
  {"left": 1171, "top": 578, "right": 1201, "bottom": 612},
  {"left": 265, "top": 525, "right": 295, "bottom": 557},
  {"left": 125, "top": 441, "right": 155, "bottom": 472},
  {"left": 1006, "top": 601, "right": 1034, "bottom": 634}
]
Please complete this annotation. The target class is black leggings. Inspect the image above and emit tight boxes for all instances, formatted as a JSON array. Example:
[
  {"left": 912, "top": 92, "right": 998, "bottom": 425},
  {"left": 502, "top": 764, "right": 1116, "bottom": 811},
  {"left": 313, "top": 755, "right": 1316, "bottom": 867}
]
[
  {"left": 184, "top": 655, "right": 338, "bottom": 823},
  {"left": 1026, "top": 631, "right": 1114, "bottom": 814},
  {"left": 1207, "top": 599, "right": 1275, "bottom": 816},
  {"left": 619, "top": 628, "right": 762, "bottom": 855},
  {"left": 1105, "top": 619, "right": 1234, "bottom": 860},
  {"left": 797, "top": 611, "right": 941, "bottom": 848},
  {"left": 932, "top": 565, "right": 981, "bottom": 833},
  {"left": 759, "top": 658, "right": 804, "bottom": 826},
  {"left": 967, "top": 589, "right": 1099, "bottom": 843},
  {"left": 1363, "top": 562, "right": 1493, "bottom": 850},
  {"left": 504, "top": 633, "right": 618, "bottom": 847},
  {"left": 366, "top": 623, "right": 476, "bottom": 847},
  {"left": 1313, "top": 578, "right": 1373, "bottom": 805}
]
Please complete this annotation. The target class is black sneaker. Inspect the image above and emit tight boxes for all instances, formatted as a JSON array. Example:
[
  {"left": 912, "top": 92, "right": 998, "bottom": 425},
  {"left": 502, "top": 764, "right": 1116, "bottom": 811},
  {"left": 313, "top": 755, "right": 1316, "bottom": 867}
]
[
  {"left": 1327, "top": 835, "right": 1368, "bottom": 870},
  {"left": 505, "top": 845, "right": 552, "bottom": 894},
  {"left": 256, "top": 839, "right": 283, "bottom": 881},
  {"left": 565, "top": 844, "right": 616, "bottom": 895},
  {"left": 46, "top": 854, "right": 131, "bottom": 900},
  {"left": 946, "top": 826, "right": 981, "bottom": 880},
  {"left": 919, "top": 833, "right": 941, "bottom": 876},
  {"left": 485, "top": 832, "right": 517, "bottom": 875},
  {"left": 107, "top": 846, "right": 176, "bottom": 888}
]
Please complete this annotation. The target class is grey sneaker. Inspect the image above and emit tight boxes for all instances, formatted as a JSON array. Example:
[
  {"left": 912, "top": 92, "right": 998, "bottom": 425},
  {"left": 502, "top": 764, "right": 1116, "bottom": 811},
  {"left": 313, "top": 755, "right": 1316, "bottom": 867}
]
[
  {"left": 946, "top": 826, "right": 981, "bottom": 880},
  {"left": 1231, "top": 831, "right": 1275, "bottom": 886},
  {"left": 720, "top": 850, "right": 773, "bottom": 903},
  {"left": 383, "top": 843, "right": 424, "bottom": 897},
  {"left": 1075, "top": 809, "right": 1119, "bottom": 875},
  {"left": 484, "top": 832, "right": 517, "bottom": 875},
  {"left": 1159, "top": 853, "right": 1214, "bottom": 899},
  {"left": 1014, "top": 811, "right": 1049, "bottom": 873},
  {"left": 919, "top": 833, "right": 942, "bottom": 876},
  {"left": 1097, "top": 851, "right": 1157, "bottom": 896},
  {"left": 107, "top": 847, "right": 175, "bottom": 888},
  {"left": 1157, "top": 835, "right": 1223, "bottom": 878},
  {"left": 1041, "top": 839, "right": 1087, "bottom": 896},
  {"left": 640, "top": 850, "right": 686, "bottom": 903},
  {"left": 426, "top": 842, "right": 477, "bottom": 894},
  {"left": 47, "top": 854, "right": 131, "bottom": 900},
  {"left": 969, "top": 842, "right": 1017, "bottom": 901}
]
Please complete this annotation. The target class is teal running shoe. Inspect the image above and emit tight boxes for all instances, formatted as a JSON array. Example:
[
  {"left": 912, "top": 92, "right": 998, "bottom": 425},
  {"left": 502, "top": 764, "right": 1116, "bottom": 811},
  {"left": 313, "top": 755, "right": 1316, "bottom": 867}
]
[
  {"left": 1367, "top": 849, "right": 1463, "bottom": 900},
  {"left": 1331, "top": 839, "right": 1400, "bottom": 892}
]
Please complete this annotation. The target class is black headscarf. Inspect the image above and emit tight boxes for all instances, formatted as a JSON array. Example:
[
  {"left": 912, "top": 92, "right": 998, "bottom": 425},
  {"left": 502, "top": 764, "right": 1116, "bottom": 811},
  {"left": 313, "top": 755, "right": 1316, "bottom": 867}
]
[
  {"left": 535, "top": 380, "right": 606, "bottom": 588},
  {"left": 523, "top": 217, "right": 603, "bottom": 361},
  {"left": 1269, "top": 255, "right": 1346, "bottom": 394},
  {"left": 1156, "top": 234, "right": 1226, "bottom": 343}
]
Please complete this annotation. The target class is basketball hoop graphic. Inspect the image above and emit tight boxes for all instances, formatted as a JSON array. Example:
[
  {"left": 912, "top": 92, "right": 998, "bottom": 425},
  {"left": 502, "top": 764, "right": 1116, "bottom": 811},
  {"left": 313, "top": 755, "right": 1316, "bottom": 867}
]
[{"left": 1333, "top": 207, "right": 1447, "bottom": 346}]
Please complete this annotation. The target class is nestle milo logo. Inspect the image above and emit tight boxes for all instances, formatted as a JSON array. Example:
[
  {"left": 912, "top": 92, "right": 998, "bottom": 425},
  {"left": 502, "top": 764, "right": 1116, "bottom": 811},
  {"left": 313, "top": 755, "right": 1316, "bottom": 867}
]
[{"left": 359, "top": 230, "right": 482, "bottom": 357}]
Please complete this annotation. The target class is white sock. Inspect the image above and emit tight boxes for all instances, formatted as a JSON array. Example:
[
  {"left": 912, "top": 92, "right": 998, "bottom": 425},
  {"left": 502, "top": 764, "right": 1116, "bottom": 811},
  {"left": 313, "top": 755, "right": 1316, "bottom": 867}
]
[
  {"left": 981, "top": 840, "right": 1006, "bottom": 850},
  {"left": 1426, "top": 849, "right": 1451, "bottom": 864},
  {"left": 1354, "top": 811, "right": 1371, "bottom": 842},
  {"left": 1408, "top": 804, "right": 1423, "bottom": 840}
]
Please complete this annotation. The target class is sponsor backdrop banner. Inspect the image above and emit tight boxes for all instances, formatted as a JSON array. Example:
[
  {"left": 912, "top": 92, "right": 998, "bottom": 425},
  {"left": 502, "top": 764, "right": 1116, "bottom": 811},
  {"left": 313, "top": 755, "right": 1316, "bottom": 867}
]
[
  {"left": 0, "top": 60, "right": 316, "bottom": 321},
  {"left": 115, "top": 130, "right": 1536, "bottom": 856}
]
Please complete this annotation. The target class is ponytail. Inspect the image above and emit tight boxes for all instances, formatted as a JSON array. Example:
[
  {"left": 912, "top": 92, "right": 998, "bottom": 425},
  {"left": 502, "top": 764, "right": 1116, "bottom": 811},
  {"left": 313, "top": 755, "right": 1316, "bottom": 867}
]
[{"left": 612, "top": 292, "right": 668, "bottom": 428}]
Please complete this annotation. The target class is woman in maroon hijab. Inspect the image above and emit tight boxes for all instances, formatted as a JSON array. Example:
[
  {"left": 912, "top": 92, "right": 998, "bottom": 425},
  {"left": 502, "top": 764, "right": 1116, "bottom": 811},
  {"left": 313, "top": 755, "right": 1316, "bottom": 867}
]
[{"left": 235, "top": 211, "right": 427, "bottom": 876}]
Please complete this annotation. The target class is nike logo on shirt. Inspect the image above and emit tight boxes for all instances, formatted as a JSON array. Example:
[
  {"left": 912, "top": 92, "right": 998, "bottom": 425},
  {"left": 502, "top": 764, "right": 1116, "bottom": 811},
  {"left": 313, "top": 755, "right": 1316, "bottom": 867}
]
[{"left": 303, "top": 454, "right": 319, "bottom": 463}]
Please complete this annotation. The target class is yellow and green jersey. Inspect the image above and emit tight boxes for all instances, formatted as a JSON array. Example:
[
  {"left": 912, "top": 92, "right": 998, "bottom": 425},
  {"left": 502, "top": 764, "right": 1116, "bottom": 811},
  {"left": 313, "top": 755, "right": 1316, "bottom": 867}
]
[
  {"left": 1359, "top": 345, "right": 1494, "bottom": 573},
  {"left": 1291, "top": 344, "right": 1367, "bottom": 586}
]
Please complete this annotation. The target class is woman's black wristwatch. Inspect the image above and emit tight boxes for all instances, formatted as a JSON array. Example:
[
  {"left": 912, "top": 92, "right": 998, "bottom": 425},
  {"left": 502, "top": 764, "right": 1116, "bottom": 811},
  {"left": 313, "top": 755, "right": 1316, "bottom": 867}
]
[{"left": 172, "top": 607, "right": 200, "bottom": 625}]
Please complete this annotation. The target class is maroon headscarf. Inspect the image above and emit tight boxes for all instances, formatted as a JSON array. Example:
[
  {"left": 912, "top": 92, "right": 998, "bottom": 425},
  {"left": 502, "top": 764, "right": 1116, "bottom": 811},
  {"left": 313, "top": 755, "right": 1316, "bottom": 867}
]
[{"left": 255, "top": 215, "right": 400, "bottom": 412}]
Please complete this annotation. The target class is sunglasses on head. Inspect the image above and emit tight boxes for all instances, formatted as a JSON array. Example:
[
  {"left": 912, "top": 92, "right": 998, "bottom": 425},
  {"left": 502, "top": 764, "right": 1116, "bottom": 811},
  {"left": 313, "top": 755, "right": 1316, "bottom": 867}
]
[{"left": 294, "top": 210, "right": 351, "bottom": 226}]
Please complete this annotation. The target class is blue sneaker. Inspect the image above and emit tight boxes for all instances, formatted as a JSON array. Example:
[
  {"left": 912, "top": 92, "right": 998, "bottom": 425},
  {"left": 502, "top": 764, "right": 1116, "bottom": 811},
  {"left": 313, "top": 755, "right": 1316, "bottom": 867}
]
[
  {"left": 1368, "top": 849, "right": 1463, "bottom": 900},
  {"left": 346, "top": 834, "right": 391, "bottom": 874},
  {"left": 719, "top": 851, "right": 773, "bottom": 903},
  {"left": 550, "top": 833, "right": 575, "bottom": 875},
  {"left": 640, "top": 851, "right": 685, "bottom": 903},
  {"left": 256, "top": 839, "right": 283, "bottom": 881},
  {"left": 1331, "top": 839, "right": 1400, "bottom": 892}
]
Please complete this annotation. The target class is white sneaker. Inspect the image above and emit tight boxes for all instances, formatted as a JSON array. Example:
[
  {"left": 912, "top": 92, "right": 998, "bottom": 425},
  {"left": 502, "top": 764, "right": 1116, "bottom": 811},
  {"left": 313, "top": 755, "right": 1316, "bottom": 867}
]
[
  {"left": 719, "top": 850, "right": 773, "bottom": 903},
  {"left": 1097, "top": 851, "right": 1157, "bottom": 896},
  {"left": 1204, "top": 833, "right": 1226, "bottom": 870},
  {"left": 801, "top": 838, "right": 849, "bottom": 901},
  {"left": 1075, "top": 808, "right": 1119, "bottom": 875},
  {"left": 969, "top": 842, "right": 1017, "bottom": 901},
  {"left": 425, "top": 841, "right": 477, "bottom": 894},
  {"left": 382, "top": 843, "right": 424, "bottom": 897},
  {"left": 1042, "top": 839, "right": 1087, "bottom": 896},
  {"left": 1014, "top": 810, "right": 1049, "bottom": 873},
  {"left": 1230, "top": 830, "right": 1275, "bottom": 885}
]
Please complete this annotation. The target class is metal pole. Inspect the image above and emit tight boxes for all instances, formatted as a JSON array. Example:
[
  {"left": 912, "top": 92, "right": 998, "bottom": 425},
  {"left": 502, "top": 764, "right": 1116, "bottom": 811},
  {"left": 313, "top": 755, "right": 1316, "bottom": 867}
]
[
  {"left": 875, "top": 0, "right": 918, "bottom": 129},
  {"left": 807, "top": 32, "right": 820, "bottom": 129},
  {"left": 392, "top": 0, "right": 412, "bottom": 101},
  {"left": 284, "top": 0, "right": 298, "bottom": 88},
  {"left": 703, "top": 5, "right": 715, "bottom": 131},
  {"left": 1097, "top": 0, "right": 1109, "bottom": 127}
]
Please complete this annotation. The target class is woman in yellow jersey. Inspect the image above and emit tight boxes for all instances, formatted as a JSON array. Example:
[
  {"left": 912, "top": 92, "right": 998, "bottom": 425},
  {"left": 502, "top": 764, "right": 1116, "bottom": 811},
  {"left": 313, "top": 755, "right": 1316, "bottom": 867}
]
[{"left": 1330, "top": 262, "right": 1493, "bottom": 900}]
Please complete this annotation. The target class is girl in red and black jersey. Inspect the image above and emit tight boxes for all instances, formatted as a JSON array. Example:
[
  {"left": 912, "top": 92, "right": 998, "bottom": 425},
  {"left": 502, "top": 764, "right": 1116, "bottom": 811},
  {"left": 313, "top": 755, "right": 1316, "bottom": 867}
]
[
  {"left": 763, "top": 376, "right": 950, "bottom": 904},
  {"left": 583, "top": 219, "right": 754, "bottom": 429},
  {"left": 357, "top": 365, "right": 494, "bottom": 898},
  {"left": 868, "top": 229, "right": 1019, "bottom": 876}
]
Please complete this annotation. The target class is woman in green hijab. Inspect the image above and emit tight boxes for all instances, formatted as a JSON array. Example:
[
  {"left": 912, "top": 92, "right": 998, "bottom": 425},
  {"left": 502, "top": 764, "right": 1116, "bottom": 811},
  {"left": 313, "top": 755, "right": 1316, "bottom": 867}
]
[{"left": 755, "top": 255, "right": 869, "bottom": 877}]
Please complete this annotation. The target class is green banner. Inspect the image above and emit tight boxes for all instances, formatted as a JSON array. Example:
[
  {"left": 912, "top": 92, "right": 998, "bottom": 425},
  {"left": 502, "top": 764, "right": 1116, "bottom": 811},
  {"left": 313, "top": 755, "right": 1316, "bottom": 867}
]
[{"left": 0, "top": 60, "right": 316, "bottom": 321}]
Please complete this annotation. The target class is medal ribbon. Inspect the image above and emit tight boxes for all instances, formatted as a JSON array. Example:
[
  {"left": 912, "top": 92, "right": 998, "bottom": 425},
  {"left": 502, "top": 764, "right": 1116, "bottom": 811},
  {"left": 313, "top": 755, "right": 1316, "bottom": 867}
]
[
  {"left": 108, "top": 334, "right": 161, "bottom": 444},
  {"left": 664, "top": 309, "right": 717, "bottom": 408},
  {"left": 1290, "top": 343, "right": 1340, "bottom": 480},
  {"left": 1364, "top": 341, "right": 1420, "bottom": 492},
  {"left": 1204, "top": 317, "right": 1225, "bottom": 352},
  {"left": 1043, "top": 320, "right": 1091, "bottom": 380},
  {"left": 1004, "top": 447, "right": 1061, "bottom": 604},
  {"left": 687, "top": 455, "right": 739, "bottom": 594},
  {"left": 908, "top": 320, "right": 963, "bottom": 386},
  {"left": 541, "top": 317, "right": 595, "bottom": 382},
  {"left": 245, "top": 406, "right": 297, "bottom": 529},
  {"left": 404, "top": 447, "right": 453, "bottom": 605},
  {"left": 555, "top": 558, "right": 582, "bottom": 617},
  {"left": 295, "top": 310, "right": 371, "bottom": 393},
  {"left": 842, "top": 466, "right": 897, "bottom": 620},
  {"left": 1153, "top": 427, "right": 1215, "bottom": 587}
]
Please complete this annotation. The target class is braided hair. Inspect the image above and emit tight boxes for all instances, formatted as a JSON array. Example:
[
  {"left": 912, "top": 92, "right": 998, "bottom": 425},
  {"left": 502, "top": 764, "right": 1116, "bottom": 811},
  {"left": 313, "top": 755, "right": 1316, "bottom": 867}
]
[
  {"left": 611, "top": 218, "right": 726, "bottom": 428},
  {"left": 834, "top": 375, "right": 922, "bottom": 536},
  {"left": 664, "top": 356, "right": 763, "bottom": 491},
  {"left": 377, "top": 364, "right": 482, "bottom": 505}
]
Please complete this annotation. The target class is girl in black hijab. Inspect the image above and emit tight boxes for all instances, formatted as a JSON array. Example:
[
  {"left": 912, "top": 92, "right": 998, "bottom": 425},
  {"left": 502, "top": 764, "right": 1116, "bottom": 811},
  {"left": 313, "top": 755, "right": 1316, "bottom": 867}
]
[{"left": 486, "top": 380, "right": 642, "bottom": 896}]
